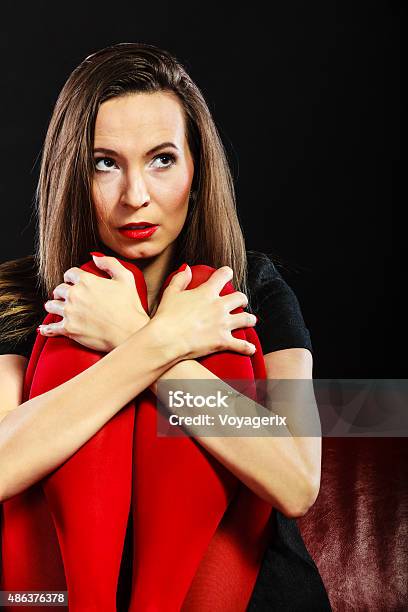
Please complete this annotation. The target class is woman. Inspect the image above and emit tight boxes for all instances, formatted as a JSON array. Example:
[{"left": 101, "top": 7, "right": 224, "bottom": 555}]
[{"left": 0, "top": 42, "right": 331, "bottom": 610}]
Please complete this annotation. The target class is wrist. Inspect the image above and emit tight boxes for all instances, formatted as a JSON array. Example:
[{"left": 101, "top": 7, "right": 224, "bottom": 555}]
[
  {"left": 110, "top": 317, "right": 151, "bottom": 351},
  {"left": 147, "top": 316, "right": 189, "bottom": 364}
]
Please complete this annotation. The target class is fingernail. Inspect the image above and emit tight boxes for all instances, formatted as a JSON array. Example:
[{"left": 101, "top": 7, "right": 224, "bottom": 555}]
[
  {"left": 90, "top": 251, "right": 104, "bottom": 257},
  {"left": 179, "top": 263, "right": 188, "bottom": 272},
  {"left": 36, "top": 326, "right": 42, "bottom": 333}
]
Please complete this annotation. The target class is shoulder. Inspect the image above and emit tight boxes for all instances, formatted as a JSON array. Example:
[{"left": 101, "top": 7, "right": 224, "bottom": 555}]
[
  {"left": 246, "top": 250, "right": 294, "bottom": 310},
  {"left": 246, "top": 250, "right": 279, "bottom": 285},
  {"left": 246, "top": 250, "right": 313, "bottom": 355}
]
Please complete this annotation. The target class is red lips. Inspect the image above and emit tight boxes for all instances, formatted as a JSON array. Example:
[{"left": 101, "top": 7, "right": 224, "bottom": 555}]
[
  {"left": 118, "top": 225, "right": 159, "bottom": 240},
  {"left": 119, "top": 222, "right": 157, "bottom": 229}
]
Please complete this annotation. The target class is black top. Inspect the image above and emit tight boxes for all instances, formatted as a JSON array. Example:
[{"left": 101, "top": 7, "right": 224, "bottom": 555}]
[{"left": 0, "top": 250, "right": 331, "bottom": 611}]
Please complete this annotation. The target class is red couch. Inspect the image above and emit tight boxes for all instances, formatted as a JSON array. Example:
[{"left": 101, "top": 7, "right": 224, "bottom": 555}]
[{"left": 297, "top": 437, "right": 407, "bottom": 611}]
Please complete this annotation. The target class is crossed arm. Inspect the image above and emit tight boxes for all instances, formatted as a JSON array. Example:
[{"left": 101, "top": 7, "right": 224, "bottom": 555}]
[
  {"left": 147, "top": 346, "right": 321, "bottom": 518},
  {"left": 0, "top": 260, "right": 321, "bottom": 515},
  {"left": 1, "top": 347, "right": 320, "bottom": 517}
]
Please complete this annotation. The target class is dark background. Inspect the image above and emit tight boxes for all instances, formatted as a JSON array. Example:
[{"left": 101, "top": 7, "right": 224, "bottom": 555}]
[{"left": 0, "top": 2, "right": 400, "bottom": 378}]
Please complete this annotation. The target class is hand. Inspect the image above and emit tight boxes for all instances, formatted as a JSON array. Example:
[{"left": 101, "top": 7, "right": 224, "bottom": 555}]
[
  {"left": 151, "top": 265, "right": 257, "bottom": 361},
  {"left": 39, "top": 255, "right": 150, "bottom": 352}
]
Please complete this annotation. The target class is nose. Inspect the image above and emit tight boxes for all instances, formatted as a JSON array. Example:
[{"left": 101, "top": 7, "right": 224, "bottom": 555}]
[{"left": 120, "top": 169, "right": 150, "bottom": 209}]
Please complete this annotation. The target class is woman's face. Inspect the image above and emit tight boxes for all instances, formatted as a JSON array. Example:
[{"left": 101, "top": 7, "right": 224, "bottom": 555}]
[{"left": 92, "top": 91, "right": 195, "bottom": 264}]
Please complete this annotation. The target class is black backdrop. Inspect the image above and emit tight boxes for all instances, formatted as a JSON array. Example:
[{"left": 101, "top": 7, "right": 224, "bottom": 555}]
[{"left": 0, "top": 2, "right": 400, "bottom": 378}]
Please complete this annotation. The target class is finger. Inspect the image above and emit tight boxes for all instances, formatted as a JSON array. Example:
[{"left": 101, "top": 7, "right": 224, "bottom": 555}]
[
  {"left": 204, "top": 266, "right": 234, "bottom": 296},
  {"left": 52, "top": 283, "right": 71, "bottom": 300},
  {"left": 228, "top": 337, "right": 256, "bottom": 355},
  {"left": 90, "top": 253, "right": 134, "bottom": 282},
  {"left": 63, "top": 267, "right": 85, "bottom": 285},
  {"left": 44, "top": 299, "right": 65, "bottom": 317},
  {"left": 38, "top": 320, "right": 66, "bottom": 336},
  {"left": 228, "top": 311, "right": 257, "bottom": 331},
  {"left": 221, "top": 291, "right": 249, "bottom": 312},
  {"left": 166, "top": 264, "right": 192, "bottom": 291}
]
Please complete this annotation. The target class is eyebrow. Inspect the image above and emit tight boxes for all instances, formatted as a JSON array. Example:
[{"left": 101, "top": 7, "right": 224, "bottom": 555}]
[{"left": 93, "top": 142, "right": 180, "bottom": 156}]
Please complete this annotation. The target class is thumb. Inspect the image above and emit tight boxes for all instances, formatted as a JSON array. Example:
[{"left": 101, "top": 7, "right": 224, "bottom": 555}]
[
  {"left": 90, "top": 252, "right": 130, "bottom": 281},
  {"left": 167, "top": 263, "right": 192, "bottom": 291}
]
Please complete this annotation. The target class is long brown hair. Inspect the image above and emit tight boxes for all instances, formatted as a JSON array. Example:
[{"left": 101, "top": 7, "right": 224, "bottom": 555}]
[{"left": 0, "top": 42, "right": 252, "bottom": 348}]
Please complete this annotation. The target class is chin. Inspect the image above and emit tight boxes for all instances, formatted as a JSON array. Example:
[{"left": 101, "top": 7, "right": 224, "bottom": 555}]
[
  {"left": 99, "top": 231, "right": 175, "bottom": 263},
  {"left": 118, "top": 242, "right": 168, "bottom": 262}
]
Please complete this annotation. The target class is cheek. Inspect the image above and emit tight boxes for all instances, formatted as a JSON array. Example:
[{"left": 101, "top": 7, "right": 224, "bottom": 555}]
[
  {"left": 93, "top": 173, "right": 121, "bottom": 198},
  {"left": 92, "top": 178, "right": 116, "bottom": 222},
  {"left": 161, "top": 164, "right": 193, "bottom": 212},
  {"left": 167, "top": 177, "right": 192, "bottom": 217},
  {"left": 164, "top": 193, "right": 190, "bottom": 228}
]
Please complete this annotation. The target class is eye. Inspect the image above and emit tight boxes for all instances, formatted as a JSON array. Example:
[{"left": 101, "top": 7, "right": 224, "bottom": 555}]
[
  {"left": 151, "top": 153, "right": 177, "bottom": 170},
  {"left": 94, "top": 153, "right": 177, "bottom": 173},
  {"left": 94, "top": 157, "right": 118, "bottom": 172}
]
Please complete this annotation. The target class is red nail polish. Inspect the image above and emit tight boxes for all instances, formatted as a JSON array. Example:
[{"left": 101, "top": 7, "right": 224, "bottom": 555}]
[
  {"left": 36, "top": 326, "right": 41, "bottom": 332},
  {"left": 179, "top": 263, "right": 188, "bottom": 272},
  {"left": 90, "top": 251, "right": 104, "bottom": 257}
]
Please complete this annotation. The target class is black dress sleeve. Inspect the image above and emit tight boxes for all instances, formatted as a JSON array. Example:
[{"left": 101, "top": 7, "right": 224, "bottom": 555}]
[{"left": 246, "top": 251, "right": 313, "bottom": 356}]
